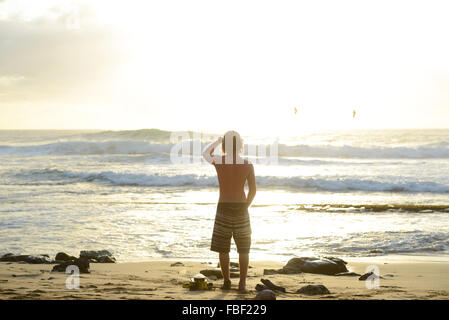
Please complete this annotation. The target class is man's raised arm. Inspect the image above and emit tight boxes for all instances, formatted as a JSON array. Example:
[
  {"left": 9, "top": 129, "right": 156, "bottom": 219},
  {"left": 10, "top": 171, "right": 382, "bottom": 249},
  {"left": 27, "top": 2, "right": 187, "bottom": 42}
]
[{"left": 202, "top": 137, "right": 222, "bottom": 164}]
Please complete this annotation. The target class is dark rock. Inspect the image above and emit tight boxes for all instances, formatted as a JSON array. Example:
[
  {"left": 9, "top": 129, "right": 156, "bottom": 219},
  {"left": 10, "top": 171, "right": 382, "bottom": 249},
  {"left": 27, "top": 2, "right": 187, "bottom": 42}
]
[
  {"left": 267, "top": 257, "right": 348, "bottom": 276},
  {"left": 255, "top": 289, "right": 276, "bottom": 300},
  {"left": 359, "top": 272, "right": 382, "bottom": 281},
  {"left": 32, "top": 289, "right": 46, "bottom": 294},
  {"left": 0, "top": 254, "right": 52, "bottom": 264},
  {"left": 261, "top": 279, "right": 286, "bottom": 293},
  {"left": 200, "top": 269, "right": 222, "bottom": 279},
  {"left": 297, "top": 285, "right": 330, "bottom": 295},
  {"left": 170, "top": 262, "right": 185, "bottom": 267},
  {"left": 55, "top": 252, "right": 77, "bottom": 262},
  {"left": 199, "top": 269, "right": 239, "bottom": 279},
  {"left": 255, "top": 284, "right": 269, "bottom": 291},
  {"left": 335, "top": 272, "right": 361, "bottom": 277},
  {"left": 97, "top": 256, "right": 116, "bottom": 263},
  {"left": 79, "top": 250, "right": 116, "bottom": 263},
  {"left": 263, "top": 269, "right": 279, "bottom": 275},
  {"left": 51, "top": 258, "right": 90, "bottom": 274}
]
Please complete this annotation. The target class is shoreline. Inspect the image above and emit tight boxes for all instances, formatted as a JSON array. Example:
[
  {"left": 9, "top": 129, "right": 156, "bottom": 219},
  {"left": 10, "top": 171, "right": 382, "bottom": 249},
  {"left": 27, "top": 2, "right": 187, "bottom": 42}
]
[{"left": 1, "top": 255, "right": 448, "bottom": 300}]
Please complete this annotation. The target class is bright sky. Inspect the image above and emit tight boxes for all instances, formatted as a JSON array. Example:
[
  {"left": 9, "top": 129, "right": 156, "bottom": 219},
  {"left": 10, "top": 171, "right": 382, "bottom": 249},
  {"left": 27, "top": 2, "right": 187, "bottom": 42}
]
[{"left": 0, "top": 0, "right": 448, "bottom": 134}]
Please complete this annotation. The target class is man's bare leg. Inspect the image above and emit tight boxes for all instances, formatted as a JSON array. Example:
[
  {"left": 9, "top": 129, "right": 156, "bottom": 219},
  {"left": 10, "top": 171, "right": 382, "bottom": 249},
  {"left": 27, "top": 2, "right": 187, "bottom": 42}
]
[
  {"left": 219, "top": 252, "right": 231, "bottom": 288},
  {"left": 238, "top": 253, "right": 249, "bottom": 291}
]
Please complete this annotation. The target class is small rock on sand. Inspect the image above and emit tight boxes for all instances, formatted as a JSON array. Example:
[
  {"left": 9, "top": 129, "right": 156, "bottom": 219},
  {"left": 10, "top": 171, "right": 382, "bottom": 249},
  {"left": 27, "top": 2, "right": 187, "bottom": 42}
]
[
  {"left": 170, "top": 262, "right": 185, "bottom": 267},
  {"left": 297, "top": 284, "right": 330, "bottom": 295},
  {"left": 200, "top": 269, "right": 239, "bottom": 279},
  {"left": 255, "top": 289, "right": 276, "bottom": 300},
  {"left": 335, "top": 272, "right": 361, "bottom": 277},
  {"left": 263, "top": 269, "right": 278, "bottom": 275},
  {"left": 359, "top": 272, "right": 382, "bottom": 280},
  {"left": 261, "top": 279, "right": 286, "bottom": 293}
]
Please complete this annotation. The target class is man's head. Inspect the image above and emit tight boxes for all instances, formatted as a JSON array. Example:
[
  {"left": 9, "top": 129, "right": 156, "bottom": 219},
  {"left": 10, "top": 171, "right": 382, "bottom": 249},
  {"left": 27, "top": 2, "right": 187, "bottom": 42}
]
[{"left": 222, "top": 130, "right": 243, "bottom": 155}]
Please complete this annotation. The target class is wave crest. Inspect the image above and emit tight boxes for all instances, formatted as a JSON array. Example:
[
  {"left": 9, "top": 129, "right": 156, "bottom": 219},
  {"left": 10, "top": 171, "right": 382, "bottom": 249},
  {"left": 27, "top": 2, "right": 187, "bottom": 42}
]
[
  {"left": 9, "top": 168, "right": 449, "bottom": 193},
  {"left": 1, "top": 140, "right": 449, "bottom": 159}
]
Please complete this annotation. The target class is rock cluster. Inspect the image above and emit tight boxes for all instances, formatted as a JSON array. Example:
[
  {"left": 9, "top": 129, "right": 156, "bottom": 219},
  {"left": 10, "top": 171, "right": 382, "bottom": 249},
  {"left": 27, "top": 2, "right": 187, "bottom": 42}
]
[
  {"left": 0, "top": 253, "right": 52, "bottom": 264},
  {"left": 50, "top": 250, "right": 116, "bottom": 273},
  {"left": 0, "top": 250, "right": 116, "bottom": 270},
  {"left": 52, "top": 257, "right": 90, "bottom": 274}
]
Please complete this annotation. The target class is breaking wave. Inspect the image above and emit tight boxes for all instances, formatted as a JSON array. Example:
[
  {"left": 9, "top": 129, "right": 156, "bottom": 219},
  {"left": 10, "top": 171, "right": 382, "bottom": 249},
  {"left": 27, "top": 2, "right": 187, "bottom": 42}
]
[
  {"left": 9, "top": 168, "right": 449, "bottom": 193},
  {"left": 1, "top": 140, "right": 448, "bottom": 159}
]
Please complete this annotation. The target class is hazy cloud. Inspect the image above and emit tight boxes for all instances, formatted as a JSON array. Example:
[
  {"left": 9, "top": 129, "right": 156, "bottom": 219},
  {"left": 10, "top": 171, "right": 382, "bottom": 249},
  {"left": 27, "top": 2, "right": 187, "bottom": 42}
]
[
  {"left": 0, "top": 75, "right": 25, "bottom": 86},
  {"left": 0, "top": 17, "right": 125, "bottom": 104}
]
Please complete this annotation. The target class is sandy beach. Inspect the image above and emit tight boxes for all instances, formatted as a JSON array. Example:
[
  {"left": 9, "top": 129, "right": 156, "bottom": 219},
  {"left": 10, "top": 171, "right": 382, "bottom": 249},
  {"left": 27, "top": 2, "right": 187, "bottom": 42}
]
[{"left": 1, "top": 255, "right": 448, "bottom": 300}]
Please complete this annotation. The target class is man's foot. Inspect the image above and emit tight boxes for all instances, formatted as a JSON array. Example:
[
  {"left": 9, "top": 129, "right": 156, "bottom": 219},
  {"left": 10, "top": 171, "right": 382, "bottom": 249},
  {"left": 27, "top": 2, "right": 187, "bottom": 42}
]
[
  {"left": 221, "top": 279, "right": 231, "bottom": 290},
  {"left": 238, "top": 284, "right": 249, "bottom": 294}
]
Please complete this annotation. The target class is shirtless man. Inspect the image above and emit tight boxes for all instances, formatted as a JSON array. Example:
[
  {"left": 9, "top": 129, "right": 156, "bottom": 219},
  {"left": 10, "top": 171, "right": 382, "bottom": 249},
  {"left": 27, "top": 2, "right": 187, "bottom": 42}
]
[{"left": 202, "top": 131, "right": 256, "bottom": 293}]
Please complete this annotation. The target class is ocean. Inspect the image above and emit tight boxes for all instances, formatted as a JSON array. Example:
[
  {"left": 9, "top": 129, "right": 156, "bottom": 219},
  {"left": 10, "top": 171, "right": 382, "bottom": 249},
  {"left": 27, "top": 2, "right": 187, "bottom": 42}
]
[{"left": 1, "top": 129, "right": 448, "bottom": 262}]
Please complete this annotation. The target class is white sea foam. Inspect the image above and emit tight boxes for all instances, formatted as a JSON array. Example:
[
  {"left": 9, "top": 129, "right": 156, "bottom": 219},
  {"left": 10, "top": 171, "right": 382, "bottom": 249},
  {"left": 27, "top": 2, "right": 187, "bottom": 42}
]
[
  {"left": 8, "top": 168, "right": 449, "bottom": 193},
  {"left": 277, "top": 142, "right": 449, "bottom": 159},
  {"left": 0, "top": 140, "right": 174, "bottom": 156},
  {"left": 295, "top": 231, "right": 449, "bottom": 255}
]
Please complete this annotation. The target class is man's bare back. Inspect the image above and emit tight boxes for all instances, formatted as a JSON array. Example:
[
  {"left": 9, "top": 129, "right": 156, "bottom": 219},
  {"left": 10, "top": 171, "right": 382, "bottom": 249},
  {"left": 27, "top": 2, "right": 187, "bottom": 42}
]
[{"left": 213, "top": 156, "right": 255, "bottom": 203}]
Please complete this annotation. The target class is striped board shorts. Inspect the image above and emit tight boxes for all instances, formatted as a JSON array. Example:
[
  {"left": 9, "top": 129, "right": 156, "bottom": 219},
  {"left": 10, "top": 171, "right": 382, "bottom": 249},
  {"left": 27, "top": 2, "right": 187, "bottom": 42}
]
[{"left": 210, "top": 202, "right": 251, "bottom": 254}]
